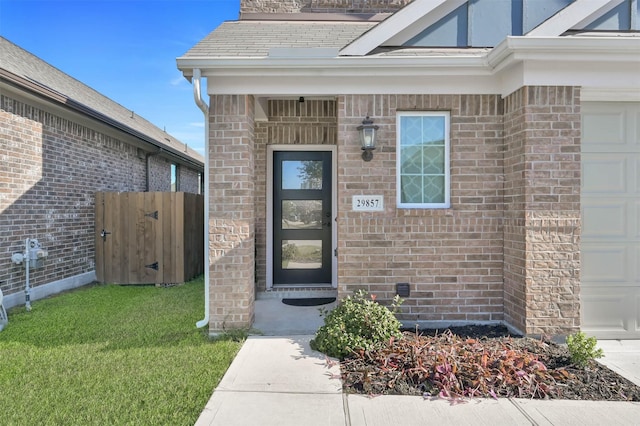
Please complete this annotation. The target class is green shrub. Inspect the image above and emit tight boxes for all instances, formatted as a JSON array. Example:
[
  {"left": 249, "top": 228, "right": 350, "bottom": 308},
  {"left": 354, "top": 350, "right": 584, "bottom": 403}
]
[
  {"left": 310, "top": 290, "right": 403, "bottom": 359},
  {"left": 282, "top": 243, "right": 299, "bottom": 261},
  {"left": 566, "top": 331, "right": 604, "bottom": 368}
]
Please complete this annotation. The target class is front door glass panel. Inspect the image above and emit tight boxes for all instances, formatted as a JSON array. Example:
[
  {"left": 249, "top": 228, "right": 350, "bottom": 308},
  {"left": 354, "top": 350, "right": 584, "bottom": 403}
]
[
  {"left": 282, "top": 200, "right": 323, "bottom": 229},
  {"left": 281, "top": 240, "right": 322, "bottom": 269},
  {"left": 274, "top": 151, "right": 332, "bottom": 285},
  {"left": 282, "top": 161, "right": 323, "bottom": 190}
]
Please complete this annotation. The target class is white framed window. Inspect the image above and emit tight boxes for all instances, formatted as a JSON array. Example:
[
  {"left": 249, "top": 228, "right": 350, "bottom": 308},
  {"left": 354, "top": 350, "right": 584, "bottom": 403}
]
[
  {"left": 171, "top": 163, "right": 179, "bottom": 192},
  {"left": 397, "top": 112, "right": 450, "bottom": 208}
]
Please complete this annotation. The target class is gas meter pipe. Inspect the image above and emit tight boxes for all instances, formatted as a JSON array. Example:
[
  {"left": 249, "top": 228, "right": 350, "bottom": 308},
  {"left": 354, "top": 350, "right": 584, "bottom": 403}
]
[{"left": 24, "top": 238, "right": 31, "bottom": 311}]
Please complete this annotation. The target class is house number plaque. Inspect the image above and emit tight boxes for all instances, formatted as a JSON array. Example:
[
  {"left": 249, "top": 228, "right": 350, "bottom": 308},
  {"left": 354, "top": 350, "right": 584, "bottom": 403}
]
[{"left": 352, "top": 195, "right": 384, "bottom": 212}]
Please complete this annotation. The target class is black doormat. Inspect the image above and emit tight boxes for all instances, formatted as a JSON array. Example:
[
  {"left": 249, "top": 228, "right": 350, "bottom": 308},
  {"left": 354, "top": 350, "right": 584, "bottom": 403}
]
[{"left": 282, "top": 297, "right": 336, "bottom": 307}]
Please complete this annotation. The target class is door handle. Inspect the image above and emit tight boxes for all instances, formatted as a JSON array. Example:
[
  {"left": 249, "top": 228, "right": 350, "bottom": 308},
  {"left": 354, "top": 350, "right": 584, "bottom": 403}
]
[{"left": 100, "top": 229, "right": 111, "bottom": 241}]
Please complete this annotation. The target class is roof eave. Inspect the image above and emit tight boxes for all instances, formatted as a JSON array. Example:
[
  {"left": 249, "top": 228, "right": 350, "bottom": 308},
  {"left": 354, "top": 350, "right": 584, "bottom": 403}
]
[
  {"left": 177, "top": 54, "right": 491, "bottom": 78},
  {"left": 178, "top": 35, "right": 639, "bottom": 78},
  {"left": 1, "top": 68, "right": 204, "bottom": 170},
  {"left": 488, "top": 36, "right": 640, "bottom": 72},
  {"left": 177, "top": 36, "right": 639, "bottom": 98}
]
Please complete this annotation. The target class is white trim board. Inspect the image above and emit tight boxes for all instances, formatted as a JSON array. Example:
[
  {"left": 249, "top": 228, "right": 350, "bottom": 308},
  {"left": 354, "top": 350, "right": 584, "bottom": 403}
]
[
  {"left": 527, "top": 0, "right": 625, "bottom": 36},
  {"left": 340, "top": 0, "right": 466, "bottom": 56},
  {"left": 581, "top": 87, "right": 640, "bottom": 102},
  {"left": 339, "top": 0, "right": 627, "bottom": 53}
]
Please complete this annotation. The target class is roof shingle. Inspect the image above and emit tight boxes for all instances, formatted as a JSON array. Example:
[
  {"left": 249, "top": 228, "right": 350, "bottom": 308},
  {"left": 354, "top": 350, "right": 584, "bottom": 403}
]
[
  {"left": 180, "top": 21, "right": 376, "bottom": 58},
  {"left": 1, "top": 37, "right": 203, "bottom": 165}
]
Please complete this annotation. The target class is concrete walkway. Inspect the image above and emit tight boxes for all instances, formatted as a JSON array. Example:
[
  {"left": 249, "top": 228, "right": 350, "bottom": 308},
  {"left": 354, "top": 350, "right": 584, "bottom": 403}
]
[
  {"left": 597, "top": 340, "right": 640, "bottom": 388},
  {"left": 196, "top": 335, "right": 640, "bottom": 426},
  {"left": 196, "top": 298, "right": 640, "bottom": 425}
]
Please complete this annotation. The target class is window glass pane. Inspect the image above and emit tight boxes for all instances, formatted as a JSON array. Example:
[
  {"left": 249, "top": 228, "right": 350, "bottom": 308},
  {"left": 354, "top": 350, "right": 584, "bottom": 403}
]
[
  {"left": 401, "top": 175, "right": 423, "bottom": 204},
  {"left": 401, "top": 145, "right": 422, "bottom": 174},
  {"left": 282, "top": 240, "right": 322, "bottom": 269},
  {"left": 398, "top": 113, "right": 448, "bottom": 207},
  {"left": 401, "top": 116, "right": 423, "bottom": 146},
  {"left": 282, "top": 161, "right": 322, "bottom": 189},
  {"left": 170, "top": 164, "right": 178, "bottom": 192},
  {"left": 423, "top": 176, "right": 445, "bottom": 203},
  {"left": 422, "top": 146, "right": 445, "bottom": 174},
  {"left": 421, "top": 116, "right": 445, "bottom": 144},
  {"left": 282, "top": 200, "right": 322, "bottom": 229}
]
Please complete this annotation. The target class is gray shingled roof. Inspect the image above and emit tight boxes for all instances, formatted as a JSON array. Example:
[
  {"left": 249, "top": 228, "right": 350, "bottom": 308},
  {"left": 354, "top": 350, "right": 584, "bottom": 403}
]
[
  {"left": 181, "top": 21, "right": 376, "bottom": 58},
  {"left": 0, "top": 37, "right": 203, "bottom": 166}
]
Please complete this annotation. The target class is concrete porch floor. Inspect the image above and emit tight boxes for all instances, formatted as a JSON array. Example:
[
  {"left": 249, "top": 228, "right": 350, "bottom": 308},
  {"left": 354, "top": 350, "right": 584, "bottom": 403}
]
[{"left": 252, "top": 291, "right": 337, "bottom": 336}]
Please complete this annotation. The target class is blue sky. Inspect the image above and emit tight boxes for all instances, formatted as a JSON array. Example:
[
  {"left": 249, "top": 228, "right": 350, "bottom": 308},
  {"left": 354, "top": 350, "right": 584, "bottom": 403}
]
[{"left": 0, "top": 0, "right": 241, "bottom": 155}]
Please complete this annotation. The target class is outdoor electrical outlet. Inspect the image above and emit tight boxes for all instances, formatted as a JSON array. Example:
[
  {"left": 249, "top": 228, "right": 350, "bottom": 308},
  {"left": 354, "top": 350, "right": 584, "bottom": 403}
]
[{"left": 396, "top": 283, "right": 410, "bottom": 297}]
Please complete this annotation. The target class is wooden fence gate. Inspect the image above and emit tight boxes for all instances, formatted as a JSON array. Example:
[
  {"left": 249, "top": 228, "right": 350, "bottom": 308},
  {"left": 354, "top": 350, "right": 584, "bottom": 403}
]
[{"left": 95, "top": 192, "right": 204, "bottom": 284}]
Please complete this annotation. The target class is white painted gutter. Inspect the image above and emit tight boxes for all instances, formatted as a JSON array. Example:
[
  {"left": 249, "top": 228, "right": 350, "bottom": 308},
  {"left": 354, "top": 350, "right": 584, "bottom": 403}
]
[{"left": 192, "top": 68, "right": 210, "bottom": 329}]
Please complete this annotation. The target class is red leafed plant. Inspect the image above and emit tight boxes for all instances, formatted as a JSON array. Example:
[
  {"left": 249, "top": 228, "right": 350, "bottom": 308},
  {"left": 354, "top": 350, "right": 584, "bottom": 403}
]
[{"left": 342, "top": 330, "right": 574, "bottom": 400}]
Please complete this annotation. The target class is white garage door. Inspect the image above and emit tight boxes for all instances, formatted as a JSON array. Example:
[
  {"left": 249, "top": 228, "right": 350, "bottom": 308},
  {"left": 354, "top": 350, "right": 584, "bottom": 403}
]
[{"left": 581, "top": 102, "right": 640, "bottom": 339}]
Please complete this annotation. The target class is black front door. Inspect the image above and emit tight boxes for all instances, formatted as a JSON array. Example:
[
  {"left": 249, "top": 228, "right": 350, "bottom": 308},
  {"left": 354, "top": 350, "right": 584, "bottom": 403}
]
[{"left": 273, "top": 151, "right": 332, "bottom": 285}]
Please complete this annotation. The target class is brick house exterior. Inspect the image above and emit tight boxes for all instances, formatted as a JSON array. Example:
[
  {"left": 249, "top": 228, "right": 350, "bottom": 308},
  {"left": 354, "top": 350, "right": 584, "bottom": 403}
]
[
  {"left": 178, "top": 0, "right": 640, "bottom": 338},
  {"left": 0, "top": 37, "right": 204, "bottom": 308},
  {"left": 240, "top": 0, "right": 412, "bottom": 14}
]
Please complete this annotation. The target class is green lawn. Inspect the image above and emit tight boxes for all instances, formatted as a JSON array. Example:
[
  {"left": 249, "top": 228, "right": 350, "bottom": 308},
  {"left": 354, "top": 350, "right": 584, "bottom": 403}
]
[{"left": 0, "top": 277, "right": 241, "bottom": 425}]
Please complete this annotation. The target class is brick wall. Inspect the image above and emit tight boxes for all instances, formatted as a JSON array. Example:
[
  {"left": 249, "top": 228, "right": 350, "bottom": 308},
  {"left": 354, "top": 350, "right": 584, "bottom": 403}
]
[
  {"left": 241, "top": 0, "right": 412, "bottom": 13},
  {"left": 338, "top": 94, "right": 505, "bottom": 325},
  {"left": 208, "top": 94, "right": 256, "bottom": 332},
  {"left": 0, "top": 94, "right": 146, "bottom": 297},
  {"left": 148, "top": 155, "right": 201, "bottom": 194},
  {"left": 212, "top": 89, "right": 581, "bottom": 336},
  {"left": 0, "top": 94, "right": 202, "bottom": 299},
  {"left": 503, "top": 86, "right": 581, "bottom": 336},
  {"left": 254, "top": 99, "right": 338, "bottom": 292},
  {"left": 503, "top": 89, "right": 528, "bottom": 332},
  {"left": 148, "top": 155, "right": 171, "bottom": 191},
  {"left": 180, "top": 167, "right": 201, "bottom": 194}
]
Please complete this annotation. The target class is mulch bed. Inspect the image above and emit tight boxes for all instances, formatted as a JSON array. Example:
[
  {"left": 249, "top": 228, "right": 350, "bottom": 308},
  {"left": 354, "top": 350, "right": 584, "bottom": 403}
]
[{"left": 341, "top": 325, "right": 640, "bottom": 401}]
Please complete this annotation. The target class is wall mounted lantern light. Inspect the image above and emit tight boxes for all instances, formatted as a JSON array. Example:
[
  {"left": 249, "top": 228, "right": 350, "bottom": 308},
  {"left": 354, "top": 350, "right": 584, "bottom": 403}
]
[{"left": 357, "top": 116, "right": 379, "bottom": 162}]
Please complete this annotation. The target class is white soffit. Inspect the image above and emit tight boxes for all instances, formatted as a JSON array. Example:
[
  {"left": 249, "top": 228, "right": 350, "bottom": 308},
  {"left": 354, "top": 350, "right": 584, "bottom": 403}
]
[
  {"left": 526, "top": 0, "right": 625, "bottom": 37},
  {"left": 339, "top": 0, "right": 463, "bottom": 56}
]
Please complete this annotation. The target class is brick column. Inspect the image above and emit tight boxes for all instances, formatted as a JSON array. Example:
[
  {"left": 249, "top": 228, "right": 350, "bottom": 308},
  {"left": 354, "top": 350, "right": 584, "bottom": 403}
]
[
  {"left": 208, "top": 95, "right": 255, "bottom": 332},
  {"left": 503, "top": 89, "right": 528, "bottom": 333},
  {"left": 503, "top": 87, "right": 581, "bottom": 337}
]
